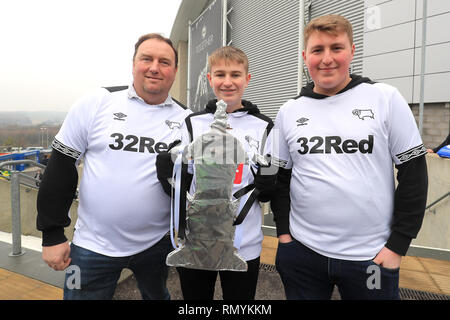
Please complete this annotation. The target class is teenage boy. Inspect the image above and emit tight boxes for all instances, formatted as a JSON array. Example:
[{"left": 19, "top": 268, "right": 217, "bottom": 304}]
[
  {"left": 271, "top": 14, "right": 428, "bottom": 300},
  {"left": 157, "top": 46, "right": 275, "bottom": 299}
]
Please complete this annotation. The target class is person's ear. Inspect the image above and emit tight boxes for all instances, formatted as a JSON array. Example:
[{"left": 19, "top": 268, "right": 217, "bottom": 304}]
[
  {"left": 245, "top": 73, "right": 251, "bottom": 88},
  {"left": 207, "top": 73, "right": 213, "bottom": 88}
]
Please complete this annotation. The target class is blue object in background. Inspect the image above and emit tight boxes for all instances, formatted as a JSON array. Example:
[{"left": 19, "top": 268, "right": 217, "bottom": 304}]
[
  {"left": 437, "top": 145, "right": 450, "bottom": 158},
  {"left": 0, "top": 150, "right": 41, "bottom": 170}
]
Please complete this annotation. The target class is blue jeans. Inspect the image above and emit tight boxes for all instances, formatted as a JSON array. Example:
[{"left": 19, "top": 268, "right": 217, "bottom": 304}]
[
  {"left": 63, "top": 235, "right": 172, "bottom": 300},
  {"left": 276, "top": 239, "right": 400, "bottom": 300}
]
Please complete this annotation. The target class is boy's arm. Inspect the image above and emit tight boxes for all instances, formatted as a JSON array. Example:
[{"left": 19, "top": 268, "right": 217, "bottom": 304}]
[
  {"left": 384, "top": 85, "right": 428, "bottom": 258},
  {"left": 270, "top": 166, "right": 292, "bottom": 240},
  {"left": 269, "top": 107, "right": 293, "bottom": 241},
  {"left": 373, "top": 154, "right": 427, "bottom": 269},
  {"left": 386, "top": 154, "right": 428, "bottom": 256}
]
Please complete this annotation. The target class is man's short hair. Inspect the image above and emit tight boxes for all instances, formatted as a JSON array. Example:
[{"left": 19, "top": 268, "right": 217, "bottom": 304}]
[
  {"left": 304, "top": 14, "right": 353, "bottom": 48},
  {"left": 133, "top": 33, "right": 178, "bottom": 67},
  {"left": 208, "top": 46, "right": 249, "bottom": 73}
]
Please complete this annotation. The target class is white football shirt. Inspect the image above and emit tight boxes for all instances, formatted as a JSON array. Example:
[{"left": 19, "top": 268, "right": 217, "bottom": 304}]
[
  {"left": 272, "top": 81, "right": 426, "bottom": 260},
  {"left": 54, "top": 86, "right": 191, "bottom": 256}
]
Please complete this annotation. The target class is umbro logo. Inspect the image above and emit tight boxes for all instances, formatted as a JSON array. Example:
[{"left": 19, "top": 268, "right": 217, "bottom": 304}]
[
  {"left": 297, "top": 117, "right": 309, "bottom": 126},
  {"left": 113, "top": 112, "right": 127, "bottom": 121}
]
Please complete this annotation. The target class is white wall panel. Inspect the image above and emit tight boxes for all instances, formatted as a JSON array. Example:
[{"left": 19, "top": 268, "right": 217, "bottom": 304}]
[
  {"left": 414, "top": 42, "right": 450, "bottom": 75},
  {"left": 413, "top": 73, "right": 450, "bottom": 103},
  {"left": 381, "top": 77, "right": 414, "bottom": 103},
  {"left": 364, "top": 0, "right": 415, "bottom": 32},
  {"left": 415, "top": 12, "right": 450, "bottom": 45},
  {"left": 416, "top": 0, "right": 450, "bottom": 18},
  {"left": 363, "top": 49, "right": 414, "bottom": 79},
  {"left": 364, "top": 21, "right": 415, "bottom": 56},
  {"left": 363, "top": 0, "right": 450, "bottom": 103}
]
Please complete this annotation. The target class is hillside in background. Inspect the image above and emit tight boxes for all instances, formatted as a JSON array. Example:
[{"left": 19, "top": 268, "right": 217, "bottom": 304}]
[
  {"left": 0, "top": 111, "right": 67, "bottom": 128},
  {"left": 0, "top": 111, "right": 66, "bottom": 148}
]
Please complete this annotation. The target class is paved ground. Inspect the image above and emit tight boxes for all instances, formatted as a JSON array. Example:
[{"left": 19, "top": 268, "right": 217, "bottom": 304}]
[
  {"left": 112, "top": 264, "right": 450, "bottom": 300},
  {"left": 1, "top": 235, "right": 449, "bottom": 300},
  {"left": 113, "top": 265, "right": 342, "bottom": 300},
  {"left": 113, "top": 265, "right": 289, "bottom": 300}
]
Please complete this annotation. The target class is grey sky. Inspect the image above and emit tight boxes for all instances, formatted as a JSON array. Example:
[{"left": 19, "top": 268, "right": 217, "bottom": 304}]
[{"left": 0, "top": 0, "right": 182, "bottom": 112}]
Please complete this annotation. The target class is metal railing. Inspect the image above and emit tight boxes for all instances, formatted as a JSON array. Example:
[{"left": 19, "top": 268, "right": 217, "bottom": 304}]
[
  {"left": 426, "top": 191, "right": 450, "bottom": 214},
  {"left": 0, "top": 160, "right": 46, "bottom": 257}
]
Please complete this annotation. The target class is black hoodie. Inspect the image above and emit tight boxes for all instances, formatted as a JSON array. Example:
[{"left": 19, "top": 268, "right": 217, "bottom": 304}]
[
  {"left": 184, "top": 99, "right": 272, "bottom": 143},
  {"left": 298, "top": 74, "right": 374, "bottom": 99},
  {"left": 271, "top": 74, "right": 428, "bottom": 257},
  {"left": 205, "top": 99, "right": 262, "bottom": 115}
]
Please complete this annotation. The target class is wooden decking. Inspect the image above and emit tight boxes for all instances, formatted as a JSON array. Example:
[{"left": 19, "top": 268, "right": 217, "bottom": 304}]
[
  {"left": 261, "top": 236, "right": 450, "bottom": 296},
  {"left": 1, "top": 236, "right": 449, "bottom": 300},
  {"left": 0, "top": 268, "right": 62, "bottom": 300}
]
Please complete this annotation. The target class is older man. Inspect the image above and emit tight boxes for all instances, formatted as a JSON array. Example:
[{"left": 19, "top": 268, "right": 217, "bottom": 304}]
[{"left": 37, "top": 33, "right": 191, "bottom": 300}]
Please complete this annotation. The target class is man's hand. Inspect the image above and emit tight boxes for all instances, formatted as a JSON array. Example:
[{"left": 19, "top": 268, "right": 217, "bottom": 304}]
[
  {"left": 373, "top": 246, "right": 402, "bottom": 269},
  {"left": 42, "top": 241, "right": 71, "bottom": 271},
  {"left": 278, "top": 234, "right": 293, "bottom": 244},
  {"left": 156, "top": 140, "right": 181, "bottom": 196},
  {"left": 254, "top": 155, "right": 277, "bottom": 202}
]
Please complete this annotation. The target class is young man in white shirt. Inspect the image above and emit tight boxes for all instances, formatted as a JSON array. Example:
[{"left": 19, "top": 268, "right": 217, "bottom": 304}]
[
  {"left": 37, "top": 33, "right": 191, "bottom": 299},
  {"left": 271, "top": 14, "right": 428, "bottom": 300}
]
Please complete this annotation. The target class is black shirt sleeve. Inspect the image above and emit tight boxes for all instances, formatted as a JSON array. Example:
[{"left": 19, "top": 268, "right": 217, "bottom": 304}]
[
  {"left": 270, "top": 167, "right": 292, "bottom": 237},
  {"left": 36, "top": 148, "right": 79, "bottom": 246},
  {"left": 385, "top": 154, "right": 428, "bottom": 255}
]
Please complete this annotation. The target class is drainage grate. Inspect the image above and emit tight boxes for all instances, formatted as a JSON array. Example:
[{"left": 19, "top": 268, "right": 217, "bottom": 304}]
[{"left": 399, "top": 287, "right": 450, "bottom": 300}]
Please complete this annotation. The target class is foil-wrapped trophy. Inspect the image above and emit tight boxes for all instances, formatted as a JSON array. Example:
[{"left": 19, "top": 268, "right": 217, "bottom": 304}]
[{"left": 166, "top": 100, "right": 260, "bottom": 272}]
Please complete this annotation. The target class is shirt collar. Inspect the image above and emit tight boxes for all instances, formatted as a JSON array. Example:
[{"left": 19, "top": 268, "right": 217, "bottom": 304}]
[{"left": 128, "top": 82, "right": 173, "bottom": 106}]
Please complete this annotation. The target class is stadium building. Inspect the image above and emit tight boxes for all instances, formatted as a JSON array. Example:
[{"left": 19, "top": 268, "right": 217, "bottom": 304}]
[{"left": 169, "top": 0, "right": 450, "bottom": 148}]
